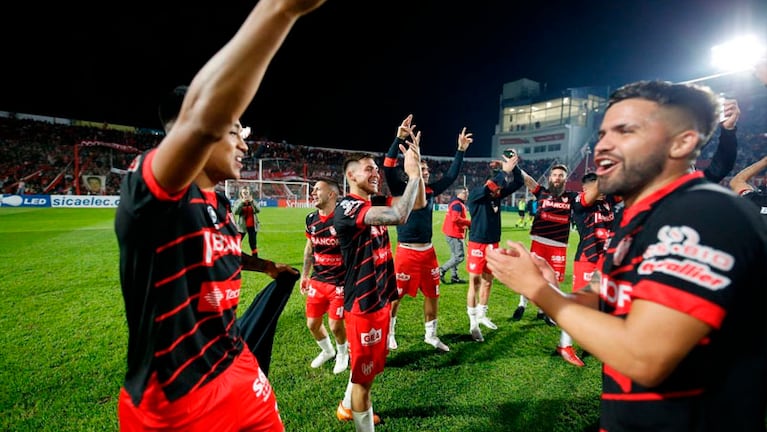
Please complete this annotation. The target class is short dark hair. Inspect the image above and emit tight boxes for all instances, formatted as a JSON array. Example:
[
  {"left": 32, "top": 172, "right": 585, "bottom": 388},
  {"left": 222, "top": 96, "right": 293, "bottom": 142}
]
[
  {"left": 158, "top": 85, "right": 188, "bottom": 132},
  {"left": 607, "top": 80, "right": 719, "bottom": 148},
  {"left": 314, "top": 177, "right": 341, "bottom": 194},
  {"left": 342, "top": 153, "right": 375, "bottom": 173},
  {"left": 551, "top": 163, "right": 568, "bottom": 173},
  {"left": 581, "top": 172, "right": 597, "bottom": 183}
]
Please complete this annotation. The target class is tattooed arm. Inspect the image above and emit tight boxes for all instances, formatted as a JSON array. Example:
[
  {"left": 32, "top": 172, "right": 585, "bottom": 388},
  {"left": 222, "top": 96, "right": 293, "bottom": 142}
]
[{"left": 364, "top": 131, "right": 423, "bottom": 225}]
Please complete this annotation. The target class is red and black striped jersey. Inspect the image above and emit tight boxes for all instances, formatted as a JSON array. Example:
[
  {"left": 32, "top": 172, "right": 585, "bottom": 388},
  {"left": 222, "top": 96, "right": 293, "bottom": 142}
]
[
  {"left": 572, "top": 194, "right": 617, "bottom": 262},
  {"left": 529, "top": 186, "right": 578, "bottom": 246},
  {"left": 598, "top": 171, "right": 767, "bottom": 431},
  {"left": 333, "top": 194, "right": 398, "bottom": 314},
  {"left": 115, "top": 149, "right": 245, "bottom": 405},
  {"left": 305, "top": 210, "right": 345, "bottom": 285}
]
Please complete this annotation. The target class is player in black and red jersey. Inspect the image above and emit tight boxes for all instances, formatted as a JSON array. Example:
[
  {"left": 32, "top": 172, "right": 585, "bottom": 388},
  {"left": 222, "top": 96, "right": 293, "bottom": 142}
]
[
  {"left": 571, "top": 172, "right": 618, "bottom": 290},
  {"left": 333, "top": 135, "right": 424, "bottom": 430},
  {"left": 383, "top": 114, "right": 471, "bottom": 352},
  {"left": 465, "top": 153, "right": 525, "bottom": 342},
  {"left": 488, "top": 80, "right": 767, "bottom": 431},
  {"left": 301, "top": 178, "right": 349, "bottom": 374},
  {"left": 114, "top": 1, "right": 325, "bottom": 430},
  {"left": 515, "top": 164, "right": 583, "bottom": 365}
]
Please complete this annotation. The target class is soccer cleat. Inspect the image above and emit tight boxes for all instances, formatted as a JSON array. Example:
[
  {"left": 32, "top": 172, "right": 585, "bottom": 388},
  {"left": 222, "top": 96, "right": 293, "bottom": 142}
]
[
  {"left": 511, "top": 306, "right": 525, "bottom": 321},
  {"left": 439, "top": 269, "right": 449, "bottom": 284},
  {"left": 478, "top": 316, "right": 498, "bottom": 330},
  {"left": 310, "top": 350, "right": 335, "bottom": 369},
  {"left": 557, "top": 346, "right": 585, "bottom": 367},
  {"left": 424, "top": 335, "right": 450, "bottom": 352},
  {"left": 333, "top": 352, "right": 349, "bottom": 374},
  {"left": 388, "top": 333, "right": 398, "bottom": 350},
  {"left": 536, "top": 311, "right": 557, "bottom": 326},
  {"left": 450, "top": 276, "right": 467, "bottom": 284},
  {"left": 470, "top": 326, "right": 484, "bottom": 342},
  {"left": 336, "top": 401, "right": 381, "bottom": 424}
]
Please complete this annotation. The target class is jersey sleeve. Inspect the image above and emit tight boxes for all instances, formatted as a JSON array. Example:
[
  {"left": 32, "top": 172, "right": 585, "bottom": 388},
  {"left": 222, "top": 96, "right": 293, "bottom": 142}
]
[{"left": 631, "top": 192, "right": 762, "bottom": 329}]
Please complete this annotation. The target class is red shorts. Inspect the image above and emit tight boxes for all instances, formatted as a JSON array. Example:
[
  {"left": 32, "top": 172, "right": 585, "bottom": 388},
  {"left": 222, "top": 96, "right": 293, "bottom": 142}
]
[
  {"left": 466, "top": 241, "right": 498, "bottom": 275},
  {"left": 394, "top": 245, "right": 440, "bottom": 298},
  {"left": 305, "top": 279, "right": 344, "bottom": 321},
  {"left": 530, "top": 240, "right": 567, "bottom": 283},
  {"left": 345, "top": 304, "right": 390, "bottom": 384},
  {"left": 119, "top": 349, "right": 283, "bottom": 432},
  {"left": 572, "top": 260, "right": 598, "bottom": 292}
]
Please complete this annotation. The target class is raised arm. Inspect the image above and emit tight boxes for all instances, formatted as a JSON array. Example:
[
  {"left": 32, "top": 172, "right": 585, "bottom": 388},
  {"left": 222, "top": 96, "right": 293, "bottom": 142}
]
[
  {"left": 730, "top": 155, "right": 767, "bottom": 194},
  {"left": 382, "top": 114, "right": 415, "bottom": 196},
  {"left": 152, "top": 0, "right": 326, "bottom": 193},
  {"left": 704, "top": 99, "right": 740, "bottom": 183},
  {"left": 429, "top": 127, "right": 472, "bottom": 195},
  {"left": 365, "top": 133, "right": 424, "bottom": 225}
]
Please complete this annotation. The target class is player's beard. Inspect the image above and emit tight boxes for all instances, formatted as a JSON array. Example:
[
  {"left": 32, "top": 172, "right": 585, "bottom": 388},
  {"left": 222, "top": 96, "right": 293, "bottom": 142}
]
[
  {"left": 599, "top": 151, "right": 666, "bottom": 199},
  {"left": 549, "top": 183, "right": 565, "bottom": 196}
]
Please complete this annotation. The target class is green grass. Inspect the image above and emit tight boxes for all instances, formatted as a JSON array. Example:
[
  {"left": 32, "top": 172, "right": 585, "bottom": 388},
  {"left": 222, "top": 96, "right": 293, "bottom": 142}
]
[{"left": 0, "top": 207, "right": 601, "bottom": 432}]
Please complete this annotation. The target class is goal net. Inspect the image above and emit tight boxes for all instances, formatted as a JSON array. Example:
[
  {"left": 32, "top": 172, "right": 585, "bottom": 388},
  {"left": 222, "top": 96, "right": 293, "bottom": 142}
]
[{"left": 224, "top": 179, "right": 311, "bottom": 208}]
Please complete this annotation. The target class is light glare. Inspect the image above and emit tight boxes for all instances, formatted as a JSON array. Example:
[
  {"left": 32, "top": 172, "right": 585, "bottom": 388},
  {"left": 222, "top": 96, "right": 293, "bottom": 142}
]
[{"left": 711, "top": 35, "right": 767, "bottom": 71}]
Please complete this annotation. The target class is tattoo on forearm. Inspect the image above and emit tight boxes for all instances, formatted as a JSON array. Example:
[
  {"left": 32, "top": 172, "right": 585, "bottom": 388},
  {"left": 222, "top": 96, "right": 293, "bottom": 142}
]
[{"left": 365, "top": 177, "right": 421, "bottom": 225}]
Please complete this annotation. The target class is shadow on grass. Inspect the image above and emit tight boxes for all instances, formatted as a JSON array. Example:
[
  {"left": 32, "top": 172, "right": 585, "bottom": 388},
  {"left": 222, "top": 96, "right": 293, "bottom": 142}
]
[{"left": 377, "top": 398, "right": 600, "bottom": 432}]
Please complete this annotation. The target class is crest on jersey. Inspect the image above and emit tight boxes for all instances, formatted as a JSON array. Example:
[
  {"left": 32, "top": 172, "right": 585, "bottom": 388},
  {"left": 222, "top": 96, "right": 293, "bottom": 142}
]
[
  {"left": 207, "top": 205, "right": 218, "bottom": 224},
  {"left": 330, "top": 226, "right": 337, "bottom": 236},
  {"left": 613, "top": 235, "right": 632, "bottom": 266}
]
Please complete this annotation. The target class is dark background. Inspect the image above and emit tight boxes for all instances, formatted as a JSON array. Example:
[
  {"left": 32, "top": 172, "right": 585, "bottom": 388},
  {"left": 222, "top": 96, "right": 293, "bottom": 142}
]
[{"left": 2, "top": 0, "right": 765, "bottom": 156}]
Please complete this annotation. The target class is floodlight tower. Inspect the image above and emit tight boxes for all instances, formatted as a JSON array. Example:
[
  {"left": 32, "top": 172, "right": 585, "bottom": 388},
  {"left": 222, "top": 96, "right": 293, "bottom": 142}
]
[{"left": 679, "top": 35, "right": 766, "bottom": 84}]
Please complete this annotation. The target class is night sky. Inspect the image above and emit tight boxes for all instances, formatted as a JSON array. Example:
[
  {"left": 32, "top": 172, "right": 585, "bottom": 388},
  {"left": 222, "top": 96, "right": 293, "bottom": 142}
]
[{"left": 2, "top": 0, "right": 765, "bottom": 156}]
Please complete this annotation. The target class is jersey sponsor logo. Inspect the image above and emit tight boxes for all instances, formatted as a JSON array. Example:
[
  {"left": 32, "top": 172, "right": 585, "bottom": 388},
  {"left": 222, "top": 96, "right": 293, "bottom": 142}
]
[
  {"left": 251, "top": 368, "right": 273, "bottom": 402},
  {"left": 370, "top": 225, "right": 388, "bottom": 238},
  {"left": 540, "top": 199, "right": 571, "bottom": 210},
  {"left": 199, "top": 279, "right": 241, "bottom": 312},
  {"left": 314, "top": 254, "right": 342, "bottom": 266},
  {"left": 202, "top": 229, "right": 242, "bottom": 265},
  {"left": 600, "top": 276, "right": 633, "bottom": 310},
  {"left": 360, "top": 327, "right": 382, "bottom": 346},
  {"left": 396, "top": 272, "right": 411, "bottom": 281},
  {"left": 541, "top": 212, "right": 570, "bottom": 224},
  {"left": 550, "top": 254, "right": 566, "bottom": 263},
  {"left": 311, "top": 236, "right": 340, "bottom": 246},
  {"left": 340, "top": 199, "right": 362, "bottom": 217},
  {"left": 593, "top": 212, "right": 614, "bottom": 224},
  {"left": 373, "top": 247, "right": 391, "bottom": 264},
  {"left": 641, "top": 225, "right": 733, "bottom": 291}
]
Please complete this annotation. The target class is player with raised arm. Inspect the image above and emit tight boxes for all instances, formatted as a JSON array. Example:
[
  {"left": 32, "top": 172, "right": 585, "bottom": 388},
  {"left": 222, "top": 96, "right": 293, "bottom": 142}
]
[{"left": 333, "top": 131, "right": 424, "bottom": 431}]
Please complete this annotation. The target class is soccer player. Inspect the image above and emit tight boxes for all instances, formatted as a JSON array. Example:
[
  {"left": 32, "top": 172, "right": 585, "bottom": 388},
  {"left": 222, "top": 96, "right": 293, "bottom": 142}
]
[
  {"left": 465, "top": 153, "right": 524, "bottom": 342},
  {"left": 113, "top": 1, "right": 326, "bottom": 430},
  {"left": 383, "top": 114, "right": 471, "bottom": 352},
  {"left": 439, "top": 186, "right": 471, "bottom": 284},
  {"left": 300, "top": 178, "right": 349, "bottom": 374},
  {"left": 514, "top": 163, "right": 581, "bottom": 365},
  {"left": 487, "top": 80, "right": 767, "bottom": 431},
  {"left": 333, "top": 137, "right": 424, "bottom": 431},
  {"left": 515, "top": 197, "right": 527, "bottom": 227}
]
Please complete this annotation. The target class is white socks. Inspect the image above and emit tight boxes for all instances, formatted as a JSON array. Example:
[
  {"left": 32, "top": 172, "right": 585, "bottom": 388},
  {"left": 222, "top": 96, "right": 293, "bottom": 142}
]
[
  {"left": 467, "top": 306, "right": 478, "bottom": 329},
  {"left": 342, "top": 377, "right": 353, "bottom": 409},
  {"left": 425, "top": 319, "right": 437, "bottom": 340},
  {"left": 559, "top": 330, "right": 573, "bottom": 348},
  {"left": 317, "top": 336, "right": 335, "bottom": 355},
  {"left": 518, "top": 295, "right": 529, "bottom": 308},
  {"left": 352, "top": 406, "right": 375, "bottom": 432}
]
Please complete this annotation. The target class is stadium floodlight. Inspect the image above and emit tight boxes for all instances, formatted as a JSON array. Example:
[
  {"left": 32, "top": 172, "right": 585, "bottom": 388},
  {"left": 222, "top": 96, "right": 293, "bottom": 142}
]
[{"left": 680, "top": 35, "right": 766, "bottom": 84}]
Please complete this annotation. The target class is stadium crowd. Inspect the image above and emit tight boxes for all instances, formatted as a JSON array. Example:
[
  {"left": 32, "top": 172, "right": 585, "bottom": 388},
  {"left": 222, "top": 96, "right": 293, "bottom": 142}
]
[{"left": 3, "top": 107, "right": 765, "bottom": 199}]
